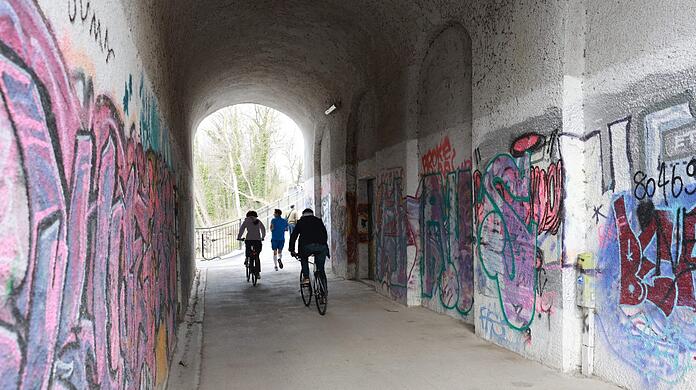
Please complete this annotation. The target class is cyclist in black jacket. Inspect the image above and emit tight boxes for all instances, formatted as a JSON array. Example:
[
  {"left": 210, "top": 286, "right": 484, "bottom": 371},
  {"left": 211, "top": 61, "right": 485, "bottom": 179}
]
[{"left": 290, "top": 208, "right": 329, "bottom": 287}]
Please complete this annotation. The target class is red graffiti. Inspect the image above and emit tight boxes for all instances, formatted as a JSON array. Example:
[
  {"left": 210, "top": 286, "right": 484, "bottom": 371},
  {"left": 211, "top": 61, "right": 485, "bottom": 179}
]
[
  {"left": 511, "top": 132, "right": 545, "bottom": 157},
  {"left": 529, "top": 160, "right": 564, "bottom": 235},
  {"left": 614, "top": 197, "right": 696, "bottom": 316},
  {"left": 422, "top": 136, "right": 456, "bottom": 176},
  {"left": 475, "top": 160, "right": 563, "bottom": 236}
]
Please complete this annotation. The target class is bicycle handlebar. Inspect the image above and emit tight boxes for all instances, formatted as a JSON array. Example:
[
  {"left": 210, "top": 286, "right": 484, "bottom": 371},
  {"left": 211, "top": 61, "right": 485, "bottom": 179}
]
[{"left": 291, "top": 253, "right": 316, "bottom": 264}]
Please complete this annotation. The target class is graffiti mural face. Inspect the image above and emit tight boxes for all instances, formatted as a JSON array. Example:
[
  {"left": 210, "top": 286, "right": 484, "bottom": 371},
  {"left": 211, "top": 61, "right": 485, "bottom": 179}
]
[
  {"left": 595, "top": 93, "right": 696, "bottom": 386},
  {"left": 0, "top": 1, "right": 178, "bottom": 388}
]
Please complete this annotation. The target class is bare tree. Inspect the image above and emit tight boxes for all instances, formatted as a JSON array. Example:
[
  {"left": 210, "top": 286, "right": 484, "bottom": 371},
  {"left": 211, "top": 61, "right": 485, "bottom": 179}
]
[{"left": 193, "top": 104, "right": 298, "bottom": 226}]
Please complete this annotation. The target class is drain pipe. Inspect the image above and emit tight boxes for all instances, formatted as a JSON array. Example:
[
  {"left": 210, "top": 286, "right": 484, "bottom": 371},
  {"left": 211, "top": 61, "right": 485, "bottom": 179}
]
[{"left": 576, "top": 253, "right": 596, "bottom": 376}]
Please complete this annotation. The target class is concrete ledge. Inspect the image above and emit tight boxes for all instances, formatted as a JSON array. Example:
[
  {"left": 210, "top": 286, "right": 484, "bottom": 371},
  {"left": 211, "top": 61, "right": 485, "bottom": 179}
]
[{"left": 166, "top": 268, "right": 208, "bottom": 390}]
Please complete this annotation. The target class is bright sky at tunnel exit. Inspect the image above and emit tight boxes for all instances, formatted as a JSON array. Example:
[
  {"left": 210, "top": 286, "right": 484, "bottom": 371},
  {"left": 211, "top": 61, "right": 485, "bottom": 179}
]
[{"left": 196, "top": 104, "right": 305, "bottom": 180}]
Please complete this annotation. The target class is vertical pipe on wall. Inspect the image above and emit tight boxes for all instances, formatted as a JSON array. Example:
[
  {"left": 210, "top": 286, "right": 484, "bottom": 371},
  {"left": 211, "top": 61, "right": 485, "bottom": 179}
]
[{"left": 577, "top": 252, "right": 596, "bottom": 376}]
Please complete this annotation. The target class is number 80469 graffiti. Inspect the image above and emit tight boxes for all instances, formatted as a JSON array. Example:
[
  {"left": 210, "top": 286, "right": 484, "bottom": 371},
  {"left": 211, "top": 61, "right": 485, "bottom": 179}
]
[{"left": 633, "top": 159, "right": 696, "bottom": 201}]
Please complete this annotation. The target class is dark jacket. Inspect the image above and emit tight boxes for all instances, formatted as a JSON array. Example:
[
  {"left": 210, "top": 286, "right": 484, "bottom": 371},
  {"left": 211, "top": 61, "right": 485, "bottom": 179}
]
[{"left": 289, "top": 215, "right": 328, "bottom": 254}]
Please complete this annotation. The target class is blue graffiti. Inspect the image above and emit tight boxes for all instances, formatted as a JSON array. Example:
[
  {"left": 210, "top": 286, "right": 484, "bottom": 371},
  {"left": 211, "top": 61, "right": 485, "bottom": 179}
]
[{"left": 597, "top": 191, "right": 696, "bottom": 386}]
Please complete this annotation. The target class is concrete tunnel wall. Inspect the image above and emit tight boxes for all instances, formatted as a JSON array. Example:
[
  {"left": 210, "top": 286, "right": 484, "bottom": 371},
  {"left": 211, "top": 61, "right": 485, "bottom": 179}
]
[
  {"left": 0, "top": 0, "right": 188, "bottom": 388},
  {"left": 317, "top": 2, "right": 696, "bottom": 390},
  {"left": 2, "top": 1, "right": 696, "bottom": 389}
]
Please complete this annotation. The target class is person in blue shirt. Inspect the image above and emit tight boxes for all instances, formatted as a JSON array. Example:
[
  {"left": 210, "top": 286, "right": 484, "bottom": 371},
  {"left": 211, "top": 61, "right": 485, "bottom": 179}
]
[{"left": 270, "top": 209, "right": 289, "bottom": 271}]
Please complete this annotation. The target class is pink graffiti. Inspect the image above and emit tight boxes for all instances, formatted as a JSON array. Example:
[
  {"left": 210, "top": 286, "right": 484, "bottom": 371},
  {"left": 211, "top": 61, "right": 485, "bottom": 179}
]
[
  {"left": 0, "top": 1, "right": 177, "bottom": 389},
  {"left": 421, "top": 136, "right": 456, "bottom": 176},
  {"left": 529, "top": 160, "right": 564, "bottom": 235},
  {"left": 477, "top": 154, "right": 538, "bottom": 330}
]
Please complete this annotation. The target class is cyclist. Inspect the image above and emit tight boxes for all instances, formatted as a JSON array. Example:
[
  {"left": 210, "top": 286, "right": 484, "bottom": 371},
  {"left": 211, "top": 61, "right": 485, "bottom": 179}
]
[
  {"left": 237, "top": 210, "right": 266, "bottom": 279},
  {"left": 270, "top": 209, "right": 288, "bottom": 271},
  {"left": 289, "top": 208, "right": 329, "bottom": 288},
  {"left": 286, "top": 205, "right": 299, "bottom": 235}
]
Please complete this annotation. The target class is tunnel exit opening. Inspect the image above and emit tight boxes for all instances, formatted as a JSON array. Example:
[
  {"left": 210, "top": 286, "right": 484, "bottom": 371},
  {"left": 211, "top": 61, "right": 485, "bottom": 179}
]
[{"left": 193, "top": 104, "right": 306, "bottom": 260}]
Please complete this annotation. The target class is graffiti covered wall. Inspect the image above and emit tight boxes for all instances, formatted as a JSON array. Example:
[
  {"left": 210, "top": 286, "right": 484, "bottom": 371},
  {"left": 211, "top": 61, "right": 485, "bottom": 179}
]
[
  {"left": 366, "top": 139, "right": 419, "bottom": 304},
  {"left": 473, "top": 109, "right": 565, "bottom": 366},
  {"left": 588, "top": 91, "right": 696, "bottom": 389},
  {"left": 0, "top": 0, "right": 180, "bottom": 388},
  {"left": 374, "top": 167, "right": 410, "bottom": 302},
  {"left": 416, "top": 134, "right": 475, "bottom": 320},
  {"left": 322, "top": 169, "right": 351, "bottom": 278}
]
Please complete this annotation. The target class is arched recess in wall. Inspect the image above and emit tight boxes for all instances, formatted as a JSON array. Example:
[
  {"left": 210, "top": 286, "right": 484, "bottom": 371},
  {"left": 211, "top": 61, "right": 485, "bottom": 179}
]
[
  {"left": 352, "top": 90, "right": 378, "bottom": 162},
  {"left": 418, "top": 23, "right": 473, "bottom": 139},
  {"left": 416, "top": 23, "right": 476, "bottom": 319}
]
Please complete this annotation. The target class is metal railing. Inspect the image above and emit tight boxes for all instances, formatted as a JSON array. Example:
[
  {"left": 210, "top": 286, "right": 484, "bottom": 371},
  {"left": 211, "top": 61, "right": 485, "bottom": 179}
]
[
  {"left": 195, "top": 220, "right": 242, "bottom": 260},
  {"left": 195, "top": 189, "right": 307, "bottom": 260}
]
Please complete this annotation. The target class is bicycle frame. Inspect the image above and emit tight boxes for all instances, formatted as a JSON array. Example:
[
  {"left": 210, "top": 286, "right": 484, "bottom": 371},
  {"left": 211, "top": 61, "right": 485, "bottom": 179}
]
[{"left": 242, "top": 239, "right": 260, "bottom": 286}]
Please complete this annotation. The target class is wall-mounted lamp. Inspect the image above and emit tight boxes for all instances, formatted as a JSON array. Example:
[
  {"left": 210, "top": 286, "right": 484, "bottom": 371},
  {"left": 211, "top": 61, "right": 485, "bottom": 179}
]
[{"left": 324, "top": 104, "right": 338, "bottom": 116}]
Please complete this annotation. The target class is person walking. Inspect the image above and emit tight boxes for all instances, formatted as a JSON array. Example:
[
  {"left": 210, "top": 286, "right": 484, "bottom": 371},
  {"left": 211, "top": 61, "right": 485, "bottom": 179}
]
[
  {"left": 286, "top": 205, "right": 299, "bottom": 235},
  {"left": 270, "top": 209, "right": 288, "bottom": 271}
]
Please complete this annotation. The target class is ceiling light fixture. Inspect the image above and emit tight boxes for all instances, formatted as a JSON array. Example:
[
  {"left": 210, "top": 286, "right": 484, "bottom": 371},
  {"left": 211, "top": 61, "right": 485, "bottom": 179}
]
[{"left": 324, "top": 104, "right": 338, "bottom": 116}]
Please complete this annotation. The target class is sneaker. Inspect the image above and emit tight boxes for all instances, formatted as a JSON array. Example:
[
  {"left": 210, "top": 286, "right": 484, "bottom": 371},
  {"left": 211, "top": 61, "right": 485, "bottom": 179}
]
[
  {"left": 302, "top": 278, "right": 310, "bottom": 286},
  {"left": 278, "top": 259, "right": 284, "bottom": 269},
  {"left": 257, "top": 273, "right": 261, "bottom": 280},
  {"left": 275, "top": 266, "right": 278, "bottom": 271}
]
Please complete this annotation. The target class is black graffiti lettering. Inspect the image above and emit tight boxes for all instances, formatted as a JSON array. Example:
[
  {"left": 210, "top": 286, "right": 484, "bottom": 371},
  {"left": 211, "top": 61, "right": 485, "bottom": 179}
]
[
  {"left": 634, "top": 171, "right": 653, "bottom": 200},
  {"left": 672, "top": 164, "right": 684, "bottom": 198},
  {"left": 90, "top": 15, "right": 101, "bottom": 49},
  {"left": 68, "top": 0, "right": 77, "bottom": 22},
  {"left": 634, "top": 159, "right": 696, "bottom": 201},
  {"left": 687, "top": 158, "right": 696, "bottom": 195},
  {"left": 80, "top": 0, "right": 90, "bottom": 22},
  {"left": 657, "top": 162, "right": 670, "bottom": 204},
  {"left": 104, "top": 30, "right": 115, "bottom": 63},
  {"left": 67, "top": 0, "right": 114, "bottom": 63}
]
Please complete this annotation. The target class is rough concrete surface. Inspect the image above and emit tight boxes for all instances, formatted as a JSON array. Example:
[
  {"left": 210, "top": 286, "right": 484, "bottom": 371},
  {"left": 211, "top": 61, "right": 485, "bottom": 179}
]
[
  {"left": 194, "top": 243, "right": 617, "bottom": 390},
  {"left": 168, "top": 269, "right": 207, "bottom": 390}
]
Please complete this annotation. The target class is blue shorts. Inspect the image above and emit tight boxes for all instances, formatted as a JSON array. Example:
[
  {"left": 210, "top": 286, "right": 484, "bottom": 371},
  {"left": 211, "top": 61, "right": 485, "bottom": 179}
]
[{"left": 271, "top": 240, "right": 285, "bottom": 250}]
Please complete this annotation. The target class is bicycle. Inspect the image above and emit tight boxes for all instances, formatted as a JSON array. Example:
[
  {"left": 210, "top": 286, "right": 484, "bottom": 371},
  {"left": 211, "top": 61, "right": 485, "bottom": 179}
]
[
  {"left": 295, "top": 254, "right": 328, "bottom": 315},
  {"left": 240, "top": 239, "right": 260, "bottom": 286}
]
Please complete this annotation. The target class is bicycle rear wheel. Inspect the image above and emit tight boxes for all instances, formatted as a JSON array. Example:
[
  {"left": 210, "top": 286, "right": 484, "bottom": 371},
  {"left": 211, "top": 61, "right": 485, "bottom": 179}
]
[
  {"left": 251, "top": 256, "right": 259, "bottom": 286},
  {"left": 246, "top": 259, "right": 250, "bottom": 282},
  {"left": 300, "top": 273, "right": 312, "bottom": 306},
  {"left": 314, "top": 273, "right": 327, "bottom": 315}
]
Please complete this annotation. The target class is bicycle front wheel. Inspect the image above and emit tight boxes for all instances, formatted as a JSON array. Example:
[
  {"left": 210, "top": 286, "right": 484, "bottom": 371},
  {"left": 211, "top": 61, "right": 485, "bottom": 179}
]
[
  {"left": 314, "top": 275, "right": 327, "bottom": 315},
  {"left": 300, "top": 273, "right": 312, "bottom": 306}
]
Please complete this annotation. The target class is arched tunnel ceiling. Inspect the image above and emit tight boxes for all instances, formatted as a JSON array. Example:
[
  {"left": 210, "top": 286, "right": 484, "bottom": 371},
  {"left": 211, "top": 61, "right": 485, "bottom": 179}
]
[{"left": 154, "top": 0, "right": 438, "bottom": 138}]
